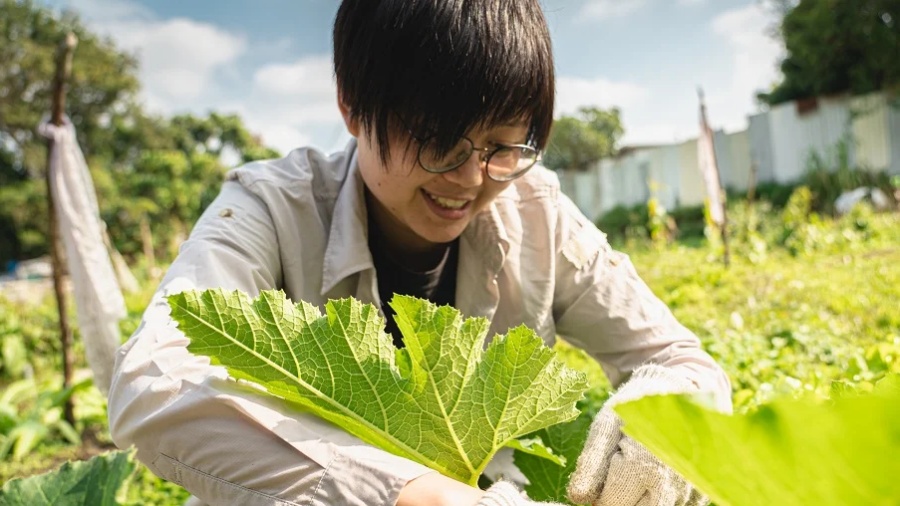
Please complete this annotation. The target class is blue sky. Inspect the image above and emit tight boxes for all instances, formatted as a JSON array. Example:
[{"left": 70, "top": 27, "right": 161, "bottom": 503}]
[{"left": 42, "top": 0, "right": 784, "bottom": 155}]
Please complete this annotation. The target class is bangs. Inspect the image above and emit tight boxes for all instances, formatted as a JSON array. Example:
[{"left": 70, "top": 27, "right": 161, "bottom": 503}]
[{"left": 334, "top": 0, "right": 555, "bottom": 163}]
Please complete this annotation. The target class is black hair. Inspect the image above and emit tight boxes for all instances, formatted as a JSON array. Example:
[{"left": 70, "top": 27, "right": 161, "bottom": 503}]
[{"left": 334, "top": 0, "right": 555, "bottom": 164}]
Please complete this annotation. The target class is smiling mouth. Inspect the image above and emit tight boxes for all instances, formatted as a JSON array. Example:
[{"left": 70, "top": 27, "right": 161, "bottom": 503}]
[{"left": 423, "top": 190, "right": 470, "bottom": 210}]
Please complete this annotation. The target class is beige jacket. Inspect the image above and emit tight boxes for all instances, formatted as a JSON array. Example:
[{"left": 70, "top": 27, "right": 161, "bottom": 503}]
[{"left": 108, "top": 141, "right": 731, "bottom": 506}]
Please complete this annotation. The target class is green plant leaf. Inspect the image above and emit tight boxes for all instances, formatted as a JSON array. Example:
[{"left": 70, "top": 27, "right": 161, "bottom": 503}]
[
  {"left": 0, "top": 450, "right": 136, "bottom": 506},
  {"left": 169, "top": 289, "right": 589, "bottom": 486},
  {"left": 10, "top": 421, "right": 47, "bottom": 461},
  {"left": 514, "top": 407, "right": 594, "bottom": 504},
  {"left": 506, "top": 437, "right": 566, "bottom": 467},
  {"left": 614, "top": 379, "right": 900, "bottom": 506}
]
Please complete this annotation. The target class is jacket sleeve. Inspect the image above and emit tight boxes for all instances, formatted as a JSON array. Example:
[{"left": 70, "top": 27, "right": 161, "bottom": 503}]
[
  {"left": 107, "top": 181, "right": 432, "bottom": 506},
  {"left": 550, "top": 192, "right": 732, "bottom": 412}
]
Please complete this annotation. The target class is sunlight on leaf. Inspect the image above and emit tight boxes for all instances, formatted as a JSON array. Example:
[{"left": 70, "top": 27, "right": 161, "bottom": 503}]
[
  {"left": 169, "top": 289, "right": 589, "bottom": 486},
  {"left": 615, "top": 375, "right": 900, "bottom": 506}
]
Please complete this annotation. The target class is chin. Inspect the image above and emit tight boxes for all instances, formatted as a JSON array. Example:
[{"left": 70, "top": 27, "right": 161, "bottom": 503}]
[{"left": 419, "top": 226, "right": 465, "bottom": 246}]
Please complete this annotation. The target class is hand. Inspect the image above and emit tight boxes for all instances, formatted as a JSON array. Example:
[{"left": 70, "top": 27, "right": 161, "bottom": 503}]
[
  {"left": 397, "top": 473, "right": 562, "bottom": 506},
  {"left": 478, "top": 481, "right": 566, "bottom": 506},
  {"left": 567, "top": 364, "right": 709, "bottom": 506}
]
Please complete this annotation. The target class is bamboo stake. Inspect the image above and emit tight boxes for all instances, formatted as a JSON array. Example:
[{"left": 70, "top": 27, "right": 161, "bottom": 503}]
[
  {"left": 45, "top": 32, "right": 78, "bottom": 426},
  {"left": 698, "top": 89, "right": 730, "bottom": 268}
]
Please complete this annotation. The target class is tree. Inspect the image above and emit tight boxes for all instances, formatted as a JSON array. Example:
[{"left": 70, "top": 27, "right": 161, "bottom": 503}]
[
  {"left": 542, "top": 107, "right": 624, "bottom": 172},
  {"left": 0, "top": 1, "right": 281, "bottom": 265},
  {"left": 0, "top": 0, "right": 139, "bottom": 179},
  {"left": 760, "top": 0, "right": 900, "bottom": 105},
  {"left": 0, "top": 0, "right": 139, "bottom": 263}
]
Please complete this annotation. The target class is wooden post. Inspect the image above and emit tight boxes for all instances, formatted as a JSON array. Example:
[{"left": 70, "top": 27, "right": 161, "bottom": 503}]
[
  {"left": 45, "top": 33, "right": 78, "bottom": 426},
  {"left": 698, "top": 89, "right": 730, "bottom": 268}
]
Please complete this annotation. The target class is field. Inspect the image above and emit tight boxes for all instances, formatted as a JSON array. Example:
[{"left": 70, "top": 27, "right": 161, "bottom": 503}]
[{"left": 1, "top": 199, "right": 898, "bottom": 503}]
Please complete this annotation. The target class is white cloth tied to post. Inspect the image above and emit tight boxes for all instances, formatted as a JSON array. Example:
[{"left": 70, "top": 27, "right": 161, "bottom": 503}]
[{"left": 40, "top": 116, "right": 126, "bottom": 395}]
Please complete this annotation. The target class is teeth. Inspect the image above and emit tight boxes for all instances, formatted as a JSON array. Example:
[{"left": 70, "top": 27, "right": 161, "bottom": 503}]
[{"left": 427, "top": 192, "right": 467, "bottom": 210}]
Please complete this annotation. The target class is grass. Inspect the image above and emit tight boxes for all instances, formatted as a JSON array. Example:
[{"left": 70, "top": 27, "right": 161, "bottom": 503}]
[{"left": 2, "top": 201, "right": 899, "bottom": 502}]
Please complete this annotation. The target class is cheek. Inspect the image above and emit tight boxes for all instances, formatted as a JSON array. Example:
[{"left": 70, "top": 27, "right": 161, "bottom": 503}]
[{"left": 478, "top": 181, "right": 512, "bottom": 206}]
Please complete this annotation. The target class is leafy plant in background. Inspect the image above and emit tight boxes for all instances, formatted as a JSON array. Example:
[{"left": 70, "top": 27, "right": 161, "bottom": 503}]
[
  {"left": 0, "top": 378, "right": 92, "bottom": 461},
  {"left": 169, "top": 290, "right": 588, "bottom": 486},
  {"left": 646, "top": 181, "right": 671, "bottom": 248},
  {"left": 801, "top": 138, "right": 897, "bottom": 216},
  {"left": 0, "top": 296, "right": 67, "bottom": 380},
  {"left": 0, "top": 449, "right": 136, "bottom": 506}
]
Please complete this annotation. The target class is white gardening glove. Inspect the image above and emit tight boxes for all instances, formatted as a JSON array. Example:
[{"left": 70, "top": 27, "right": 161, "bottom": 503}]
[
  {"left": 567, "top": 364, "right": 709, "bottom": 506},
  {"left": 478, "top": 481, "right": 566, "bottom": 506}
]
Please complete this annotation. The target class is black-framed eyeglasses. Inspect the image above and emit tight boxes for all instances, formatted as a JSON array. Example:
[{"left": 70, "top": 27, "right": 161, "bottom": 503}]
[{"left": 413, "top": 134, "right": 541, "bottom": 182}]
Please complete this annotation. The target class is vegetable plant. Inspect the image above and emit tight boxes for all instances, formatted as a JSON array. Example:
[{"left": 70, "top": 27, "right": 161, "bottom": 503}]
[
  {"left": 168, "top": 290, "right": 589, "bottom": 486},
  {"left": 613, "top": 374, "right": 900, "bottom": 506},
  {"left": 0, "top": 449, "right": 135, "bottom": 506}
]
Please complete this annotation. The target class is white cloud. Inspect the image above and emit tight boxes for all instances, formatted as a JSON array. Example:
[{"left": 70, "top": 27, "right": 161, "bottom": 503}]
[
  {"left": 709, "top": 4, "right": 783, "bottom": 131},
  {"left": 253, "top": 57, "right": 336, "bottom": 98},
  {"left": 556, "top": 76, "right": 649, "bottom": 116},
  {"left": 579, "top": 0, "right": 649, "bottom": 20},
  {"left": 110, "top": 19, "right": 246, "bottom": 105},
  {"left": 677, "top": 0, "right": 706, "bottom": 5},
  {"left": 244, "top": 56, "right": 346, "bottom": 153},
  {"left": 61, "top": 0, "right": 246, "bottom": 112}
]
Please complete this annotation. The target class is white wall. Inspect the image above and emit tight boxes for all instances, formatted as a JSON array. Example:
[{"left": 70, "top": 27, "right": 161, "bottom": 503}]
[{"left": 557, "top": 92, "right": 898, "bottom": 222}]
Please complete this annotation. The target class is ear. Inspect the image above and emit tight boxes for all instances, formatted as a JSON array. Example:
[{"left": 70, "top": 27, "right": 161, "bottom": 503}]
[{"left": 337, "top": 91, "right": 361, "bottom": 138}]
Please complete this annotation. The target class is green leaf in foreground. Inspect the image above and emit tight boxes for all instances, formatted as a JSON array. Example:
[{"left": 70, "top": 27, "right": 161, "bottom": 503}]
[
  {"left": 514, "top": 409, "right": 593, "bottom": 504},
  {"left": 169, "top": 289, "right": 589, "bottom": 486},
  {"left": 513, "top": 391, "right": 608, "bottom": 505},
  {"left": 615, "top": 376, "right": 900, "bottom": 506},
  {"left": 0, "top": 450, "right": 136, "bottom": 506}
]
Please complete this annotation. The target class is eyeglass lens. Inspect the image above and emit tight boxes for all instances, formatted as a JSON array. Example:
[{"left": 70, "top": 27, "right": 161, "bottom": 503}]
[{"left": 418, "top": 138, "right": 537, "bottom": 180}]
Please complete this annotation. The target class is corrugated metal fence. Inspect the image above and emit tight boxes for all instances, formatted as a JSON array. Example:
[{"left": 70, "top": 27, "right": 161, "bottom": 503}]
[{"left": 559, "top": 91, "right": 900, "bottom": 220}]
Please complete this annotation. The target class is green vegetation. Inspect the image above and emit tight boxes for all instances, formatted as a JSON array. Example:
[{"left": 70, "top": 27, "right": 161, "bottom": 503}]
[
  {"left": 2, "top": 0, "right": 899, "bottom": 502},
  {"left": 542, "top": 107, "right": 623, "bottom": 172},
  {"left": 170, "top": 291, "right": 587, "bottom": 486},
  {"left": 760, "top": 0, "right": 899, "bottom": 105},
  {"left": 616, "top": 375, "right": 900, "bottom": 506},
  {"left": 2, "top": 192, "right": 898, "bottom": 503},
  {"left": 0, "top": 0, "right": 280, "bottom": 266},
  {"left": 0, "top": 450, "right": 135, "bottom": 505}
]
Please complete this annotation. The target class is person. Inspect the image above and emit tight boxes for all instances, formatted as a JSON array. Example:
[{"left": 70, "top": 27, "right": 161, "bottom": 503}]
[{"left": 107, "top": 0, "right": 732, "bottom": 505}]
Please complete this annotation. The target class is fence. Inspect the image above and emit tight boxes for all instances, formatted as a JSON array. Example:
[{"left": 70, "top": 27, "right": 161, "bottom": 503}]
[{"left": 558, "top": 91, "right": 900, "bottom": 221}]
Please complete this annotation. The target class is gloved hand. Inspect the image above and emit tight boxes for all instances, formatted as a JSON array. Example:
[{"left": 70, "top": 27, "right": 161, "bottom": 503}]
[
  {"left": 478, "top": 481, "right": 565, "bottom": 506},
  {"left": 567, "top": 364, "right": 709, "bottom": 506}
]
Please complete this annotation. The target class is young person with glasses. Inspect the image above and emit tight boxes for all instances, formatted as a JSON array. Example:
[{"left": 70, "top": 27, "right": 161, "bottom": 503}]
[{"left": 108, "top": 1, "right": 732, "bottom": 505}]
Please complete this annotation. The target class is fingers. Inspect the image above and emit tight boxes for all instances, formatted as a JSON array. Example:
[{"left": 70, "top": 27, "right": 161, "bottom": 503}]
[
  {"left": 596, "top": 439, "right": 663, "bottom": 506},
  {"left": 685, "top": 488, "right": 710, "bottom": 506},
  {"left": 567, "top": 410, "right": 623, "bottom": 504}
]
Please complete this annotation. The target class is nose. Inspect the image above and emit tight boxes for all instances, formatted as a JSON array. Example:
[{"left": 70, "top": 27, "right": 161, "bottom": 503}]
[{"left": 441, "top": 151, "right": 485, "bottom": 188}]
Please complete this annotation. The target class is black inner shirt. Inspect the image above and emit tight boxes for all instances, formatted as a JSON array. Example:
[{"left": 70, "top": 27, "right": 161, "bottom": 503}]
[{"left": 367, "top": 210, "right": 459, "bottom": 348}]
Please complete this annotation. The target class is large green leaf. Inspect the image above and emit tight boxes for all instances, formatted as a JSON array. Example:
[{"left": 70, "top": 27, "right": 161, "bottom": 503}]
[
  {"left": 169, "top": 289, "right": 589, "bottom": 486},
  {"left": 514, "top": 409, "right": 592, "bottom": 504},
  {"left": 615, "top": 376, "right": 900, "bottom": 506},
  {"left": 0, "top": 450, "right": 136, "bottom": 506}
]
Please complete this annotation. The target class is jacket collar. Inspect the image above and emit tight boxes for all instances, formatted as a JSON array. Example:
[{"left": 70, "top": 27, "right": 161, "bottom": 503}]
[{"left": 320, "top": 145, "right": 373, "bottom": 296}]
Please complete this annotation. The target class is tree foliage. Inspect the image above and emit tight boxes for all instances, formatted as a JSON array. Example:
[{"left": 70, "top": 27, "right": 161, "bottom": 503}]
[
  {"left": 542, "top": 107, "right": 623, "bottom": 172},
  {"left": 0, "top": 0, "right": 280, "bottom": 266},
  {"left": 0, "top": 0, "right": 139, "bottom": 182},
  {"left": 760, "top": 0, "right": 900, "bottom": 105}
]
